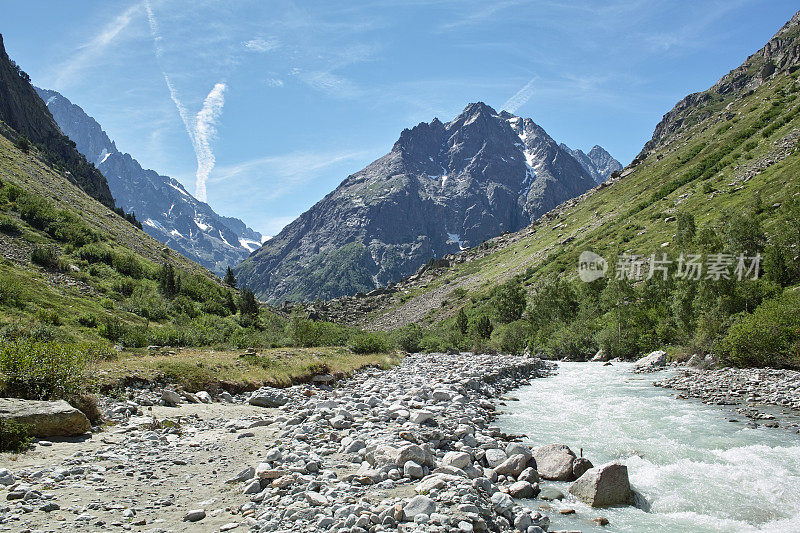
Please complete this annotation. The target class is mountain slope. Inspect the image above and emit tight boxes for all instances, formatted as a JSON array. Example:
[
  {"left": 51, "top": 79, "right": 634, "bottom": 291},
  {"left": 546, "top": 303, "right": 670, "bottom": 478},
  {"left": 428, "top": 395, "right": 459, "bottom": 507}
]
[
  {"left": 237, "top": 102, "right": 615, "bottom": 302},
  {"left": 304, "top": 10, "right": 800, "bottom": 333},
  {"left": 34, "top": 88, "right": 263, "bottom": 275},
  {"left": 0, "top": 34, "right": 114, "bottom": 209}
]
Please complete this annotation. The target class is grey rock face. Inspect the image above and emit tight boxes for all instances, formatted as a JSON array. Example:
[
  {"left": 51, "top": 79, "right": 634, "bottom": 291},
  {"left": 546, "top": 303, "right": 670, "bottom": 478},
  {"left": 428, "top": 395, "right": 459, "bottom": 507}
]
[
  {"left": 559, "top": 143, "right": 622, "bottom": 183},
  {"left": 34, "top": 87, "right": 262, "bottom": 275},
  {"left": 568, "top": 462, "right": 635, "bottom": 507},
  {"left": 0, "top": 398, "right": 90, "bottom": 437},
  {"left": 237, "top": 102, "right": 608, "bottom": 302}
]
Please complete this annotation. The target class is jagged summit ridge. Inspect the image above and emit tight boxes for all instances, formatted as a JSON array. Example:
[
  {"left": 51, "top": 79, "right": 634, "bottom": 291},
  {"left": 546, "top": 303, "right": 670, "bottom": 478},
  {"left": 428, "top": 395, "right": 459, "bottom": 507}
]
[
  {"left": 35, "top": 87, "right": 263, "bottom": 275},
  {"left": 236, "top": 101, "right": 617, "bottom": 303}
]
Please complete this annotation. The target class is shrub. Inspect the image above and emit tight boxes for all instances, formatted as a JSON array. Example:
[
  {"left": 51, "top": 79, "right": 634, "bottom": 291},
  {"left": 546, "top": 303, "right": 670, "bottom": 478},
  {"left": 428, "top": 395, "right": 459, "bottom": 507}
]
[
  {"left": 472, "top": 314, "right": 493, "bottom": 339},
  {"left": 393, "top": 323, "right": 424, "bottom": 353},
  {"left": 18, "top": 195, "right": 56, "bottom": 230},
  {"left": 35, "top": 309, "right": 61, "bottom": 326},
  {"left": 0, "top": 215, "right": 21, "bottom": 234},
  {"left": 718, "top": 290, "right": 800, "bottom": 368},
  {"left": 112, "top": 253, "right": 144, "bottom": 279},
  {"left": 0, "top": 339, "right": 96, "bottom": 400},
  {"left": 99, "top": 316, "right": 124, "bottom": 341},
  {"left": 77, "top": 313, "right": 98, "bottom": 328},
  {"left": 349, "top": 332, "right": 393, "bottom": 354},
  {"left": 30, "top": 245, "right": 58, "bottom": 268},
  {"left": 15, "top": 135, "right": 30, "bottom": 154},
  {"left": 0, "top": 419, "right": 31, "bottom": 453},
  {"left": 494, "top": 320, "right": 530, "bottom": 355},
  {"left": 78, "top": 243, "right": 114, "bottom": 265}
]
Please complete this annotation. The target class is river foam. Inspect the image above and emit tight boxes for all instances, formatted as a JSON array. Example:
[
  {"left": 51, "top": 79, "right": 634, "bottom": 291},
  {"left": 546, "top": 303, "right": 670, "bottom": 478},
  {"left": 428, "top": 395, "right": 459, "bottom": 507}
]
[{"left": 496, "top": 362, "right": 800, "bottom": 533}]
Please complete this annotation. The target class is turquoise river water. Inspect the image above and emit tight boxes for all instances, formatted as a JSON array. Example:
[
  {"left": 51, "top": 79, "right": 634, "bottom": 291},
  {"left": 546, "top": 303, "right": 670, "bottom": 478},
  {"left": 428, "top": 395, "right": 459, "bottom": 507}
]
[{"left": 496, "top": 362, "right": 800, "bottom": 533}]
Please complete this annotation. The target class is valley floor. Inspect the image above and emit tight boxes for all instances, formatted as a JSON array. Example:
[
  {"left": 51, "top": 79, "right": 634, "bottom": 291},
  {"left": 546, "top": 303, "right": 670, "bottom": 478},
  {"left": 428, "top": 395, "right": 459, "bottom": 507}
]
[{"left": 1, "top": 355, "right": 799, "bottom": 532}]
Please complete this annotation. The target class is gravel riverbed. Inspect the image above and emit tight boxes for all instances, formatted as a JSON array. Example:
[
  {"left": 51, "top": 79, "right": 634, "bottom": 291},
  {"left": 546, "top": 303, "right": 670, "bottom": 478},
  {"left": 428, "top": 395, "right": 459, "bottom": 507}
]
[
  {"left": 1, "top": 352, "right": 617, "bottom": 533},
  {"left": 654, "top": 366, "right": 800, "bottom": 429}
]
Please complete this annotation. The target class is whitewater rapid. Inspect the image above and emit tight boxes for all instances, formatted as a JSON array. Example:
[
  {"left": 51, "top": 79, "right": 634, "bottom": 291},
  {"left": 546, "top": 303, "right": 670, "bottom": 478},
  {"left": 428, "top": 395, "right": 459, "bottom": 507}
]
[{"left": 496, "top": 362, "right": 800, "bottom": 533}]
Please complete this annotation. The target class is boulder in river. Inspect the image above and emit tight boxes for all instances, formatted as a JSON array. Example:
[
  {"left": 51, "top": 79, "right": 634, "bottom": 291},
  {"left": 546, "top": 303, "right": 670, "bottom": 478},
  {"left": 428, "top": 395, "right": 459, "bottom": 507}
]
[
  {"left": 0, "top": 398, "right": 90, "bottom": 437},
  {"left": 568, "top": 462, "right": 635, "bottom": 507},
  {"left": 533, "top": 444, "right": 577, "bottom": 480},
  {"left": 633, "top": 350, "right": 667, "bottom": 372}
]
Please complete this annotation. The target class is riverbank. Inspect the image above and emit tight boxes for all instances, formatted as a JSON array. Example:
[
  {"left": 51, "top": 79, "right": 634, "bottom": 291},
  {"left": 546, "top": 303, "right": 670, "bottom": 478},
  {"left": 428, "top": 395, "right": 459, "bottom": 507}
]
[
  {"left": 654, "top": 366, "right": 800, "bottom": 430},
  {"left": 2, "top": 352, "right": 616, "bottom": 533}
]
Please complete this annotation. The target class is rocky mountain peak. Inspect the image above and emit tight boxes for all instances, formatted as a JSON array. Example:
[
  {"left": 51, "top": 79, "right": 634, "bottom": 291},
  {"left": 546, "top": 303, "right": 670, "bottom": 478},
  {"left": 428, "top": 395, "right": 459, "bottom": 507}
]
[
  {"left": 35, "top": 87, "right": 263, "bottom": 275},
  {"left": 236, "top": 102, "right": 614, "bottom": 302}
]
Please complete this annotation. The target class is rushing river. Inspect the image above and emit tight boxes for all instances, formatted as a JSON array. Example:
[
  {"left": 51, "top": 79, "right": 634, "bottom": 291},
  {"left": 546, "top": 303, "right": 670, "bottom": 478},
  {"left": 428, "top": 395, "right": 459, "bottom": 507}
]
[{"left": 495, "top": 362, "right": 800, "bottom": 533}]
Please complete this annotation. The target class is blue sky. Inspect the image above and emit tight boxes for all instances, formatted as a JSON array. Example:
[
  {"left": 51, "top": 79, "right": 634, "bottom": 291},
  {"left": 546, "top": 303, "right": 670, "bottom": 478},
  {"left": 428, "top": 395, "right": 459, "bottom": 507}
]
[{"left": 3, "top": 1, "right": 797, "bottom": 236}]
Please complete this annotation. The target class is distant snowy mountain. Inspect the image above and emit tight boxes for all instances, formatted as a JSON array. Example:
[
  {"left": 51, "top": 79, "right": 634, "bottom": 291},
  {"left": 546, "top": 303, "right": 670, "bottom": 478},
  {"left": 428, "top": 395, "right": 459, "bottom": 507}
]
[
  {"left": 559, "top": 143, "right": 622, "bottom": 183},
  {"left": 36, "top": 87, "right": 263, "bottom": 275},
  {"left": 237, "top": 101, "right": 619, "bottom": 302}
]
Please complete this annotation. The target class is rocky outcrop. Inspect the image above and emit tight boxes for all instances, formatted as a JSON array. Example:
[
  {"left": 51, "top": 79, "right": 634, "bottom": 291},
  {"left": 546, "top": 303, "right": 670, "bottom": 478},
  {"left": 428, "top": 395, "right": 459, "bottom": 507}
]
[
  {"left": 34, "top": 88, "right": 263, "bottom": 275},
  {"left": 0, "top": 398, "right": 90, "bottom": 438},
  {"left": 0, "top": 34, "right": 114, "bottom": 208},
  {"left": 638, "top": 9, "right": 800, "bottom": 159},
  {"left": 236, "top": 102, "right": 613, "bottom": 302},
  {"left": 568, "top": 462, "right": 635, "bottom": 507}
]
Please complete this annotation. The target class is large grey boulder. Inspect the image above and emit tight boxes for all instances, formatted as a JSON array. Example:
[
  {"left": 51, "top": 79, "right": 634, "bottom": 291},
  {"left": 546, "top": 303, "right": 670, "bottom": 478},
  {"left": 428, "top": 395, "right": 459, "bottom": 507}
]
[
  {"left": 533, "top": 444, "right": 577, "bottom": 481},
  {"left": 248, "top": 388, "right": 288, "bottom": 408},
  {"left": 403, "top": 495, "right": 435, "bottom": 520},
  {"left": 568, "top": 462, "right": 635, "bottom": 507},
  {"left": 633, "top": 350, "right": 667, "bottom": 372},
  {"left": 0, "top": 398, "right": 90, "bottom": 438}
]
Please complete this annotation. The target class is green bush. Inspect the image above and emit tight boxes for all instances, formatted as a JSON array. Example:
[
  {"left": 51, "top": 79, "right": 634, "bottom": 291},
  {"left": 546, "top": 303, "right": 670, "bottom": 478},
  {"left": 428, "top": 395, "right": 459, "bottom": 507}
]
[
  {"left": 493, "top": 320, "right": 530, "bottom": 355},
  {"left": 0, "top": 215, "right": 21, "bottom": 234},
  {"left": 15, "top": 135, "right": 31, "bottom": 154},
  {"left": 30, "top": 245, "right": 58, "bottom": 268},
  {"left": 718, "top": 290, "right": 800, "bottom": 368},
  {"left": 77, "top": 314, "right": 98, "bottom": 328},
  {"left": 78, "top": 243, "right": 115, "bottom": 265},
  {"left": 35, "top": 309, "right": 61, "bottom": 326},
  {"left": 18, "top": 195, "right": 57, "bottom": 230},
  {"left": 288, "top": 315, "right": 351, "bottom": 347},
  {"left": 349, "top": 332, "right": 393, "bottom": 354},
  {"left": 393, "top": 323, "right": 424, "bottom": 353},
  {"left": 0, "top": 339, "right": 96, "bottom": 400},
  {"left": 112, "top": 253, "right": 145, "bottom": 279},
  {"left": 0, "top": 419, "right": 31, "bottom": 453}
]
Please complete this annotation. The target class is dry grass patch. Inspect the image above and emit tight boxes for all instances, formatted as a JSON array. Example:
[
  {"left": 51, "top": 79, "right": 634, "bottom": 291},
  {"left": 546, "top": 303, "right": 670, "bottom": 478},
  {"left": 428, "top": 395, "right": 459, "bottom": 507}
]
[{"left": 97, "top": 346, "right": 403, "bottom": 393}]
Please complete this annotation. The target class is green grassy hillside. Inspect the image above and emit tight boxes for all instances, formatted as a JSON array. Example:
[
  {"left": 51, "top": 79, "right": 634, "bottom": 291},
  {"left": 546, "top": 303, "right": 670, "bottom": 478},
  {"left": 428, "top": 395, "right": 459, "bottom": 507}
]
[{"left": 356, "top": 47, "right": 800, "bottom": 367}]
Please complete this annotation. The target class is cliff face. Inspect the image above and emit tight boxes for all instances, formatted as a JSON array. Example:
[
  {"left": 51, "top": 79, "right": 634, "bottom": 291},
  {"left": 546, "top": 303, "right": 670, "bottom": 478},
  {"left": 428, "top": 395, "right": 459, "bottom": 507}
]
[
  {"left": 237, "top": 102, "right": 614, "bottom": 303},
  {"left": 0, "top": 34, "right": 114, "bottom": 208}
]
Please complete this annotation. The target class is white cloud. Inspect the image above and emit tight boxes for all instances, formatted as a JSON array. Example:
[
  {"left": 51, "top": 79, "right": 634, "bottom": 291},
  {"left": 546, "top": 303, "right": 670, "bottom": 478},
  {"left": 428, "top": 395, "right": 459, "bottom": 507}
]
[
  {"left": 501, "top": 76, "right": 538, "bottom": 113},
  {"left": 265, "top": 78, "right": 284, "bottom": 87},
  {"left": 192, "top": 83, "right": 226, "bottom": 201},
  {"left": 54, "top": 2, "right": 141, "bottom": 88},
  {"left": 244, "top": 38, "right": 279, "bottom": 52},
  {"left": 145, "top": 0, "right": 226, "bottom": 202}
]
